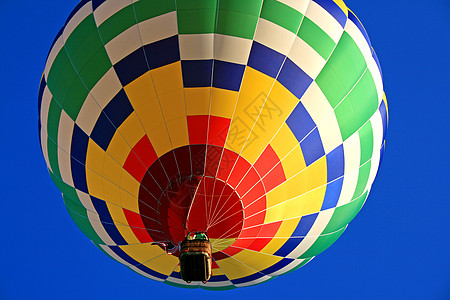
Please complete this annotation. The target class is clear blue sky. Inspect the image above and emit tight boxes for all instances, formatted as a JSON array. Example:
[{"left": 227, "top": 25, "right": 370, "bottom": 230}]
[{"left": 0, "top": 1, "right": 449, "bottom": 299}]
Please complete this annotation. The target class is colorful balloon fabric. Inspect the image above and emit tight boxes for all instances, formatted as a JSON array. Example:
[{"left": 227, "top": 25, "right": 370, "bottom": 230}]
[{"left": 38, "top": 0, "right": 388, "bottom": 289}]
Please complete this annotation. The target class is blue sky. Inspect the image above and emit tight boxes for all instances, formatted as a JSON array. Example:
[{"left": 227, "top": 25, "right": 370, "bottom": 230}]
[{"left": 0, "top": 1, "right": 449, "bottom": 299}]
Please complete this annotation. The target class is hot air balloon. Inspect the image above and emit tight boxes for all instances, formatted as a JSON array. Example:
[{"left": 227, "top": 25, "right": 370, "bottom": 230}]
[{"left": 38, "top": 0, "right": 388, "bottom": 289}]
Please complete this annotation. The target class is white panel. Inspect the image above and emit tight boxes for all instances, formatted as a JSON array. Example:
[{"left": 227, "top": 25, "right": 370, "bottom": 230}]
[
  {"left": 367, "top": 59, "right": 384, "bottom": 106},
  {"left": 89, "top": 67, "right": 123, "bottom": 108},
  {"left": 40, "top": 130, "right": 52, "bottom": 173},
  {"left": 268, "top": 258, "right": 305, "bottom": 276},
  {"left": 44, "top": 37, "right": 64, "bottom": 81},
  {"left": 88, "top": 211, "right": 116, "bottom": 245},
  {"left": 76, "top": 190, "right": 97, "bottom": 212},
  {"left": 139, "top": 11, "right": 178, "bottom": 45},
  {"left": 301, "top": 82, "right": 342, "bottom": 153},
  {"left": 337, "top": 133, "right": 361, "bottom": 206},
  {"left": 94, "top": 0, "right": 132, "bottom": 26},
  {"left": 367, "top": 113, "right": 383, "bottom": 187},
  {"left": 254, "top": 18, "right": 297, "bottom": 56},
  {"left": 76, "top": 94, "right": 103, "bottom": 135},
  {"left": 105, "top": 25, "right": 142, "bottom": 65},
  {"left": 58, "top": 111, "right": 75, "bottom": 186},
  {"left": 62, "top": 2, "right": 93, "bottom": 41},
  {"left": 39, "top": 85, "right": 53, "bottom": 136},
  {"left": 305, "top": 1, "right": 342, "bottom": 43},
  {"left": 234, "top": 275, "right": 272, "bottom": 287},
  {"left": 277, "top": 0, "right": 311, "bottom": 14},
  {"left": 286, "top": 208, "right": 334, "bottom": 258},
  {"left": 214, "top": 34, "right": 253, "bottom": 65},
  {"left": 100, "top": 244, "right": 132, "bottom": 264},
  {"left": 179, "top": 34, "right": 214, "bottom": 60},
  {"left": 289, "top": 36, "right": 326, "bottom": 79}
]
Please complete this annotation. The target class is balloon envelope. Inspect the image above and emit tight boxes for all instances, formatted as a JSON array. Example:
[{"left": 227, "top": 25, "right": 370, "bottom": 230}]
[{"left": 38, "top": 0, "right": 388, "bottom": 289}]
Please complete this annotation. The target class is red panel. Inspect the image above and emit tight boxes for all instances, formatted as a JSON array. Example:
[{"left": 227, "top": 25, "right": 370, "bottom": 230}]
[
  {"left": 123, "top": 135, "right": 158, "bottom": 182},
  {"left": 246, "top": 238, "right": 272, "bottom": 252},
  {"left": 231, "top": 238, "right": 254, "bottom": 249},
  {"left": 235, "top": 166, "right": 260, "bottom": 197},
  {"left": 243, "top": 211, "right": 266, "bottom": 228},
  {"left": 216, "top": 150, "right": 238, "bottom": 181},
  {"left": 123, "top": 209, "right": 154, "bottom": 243},
  {"left": 240, "top": 181, "right": 265, "bottom": 207},
  {"left": 221, "top": 246, "right": 243, "bottom": 257},
  {"left": 262, "top": 162, "right": 286, "bottom": 192},
  {"left": 227, "top": 156, "right": 251, "bottom": 188},
  {"left": 187, "top": 115, "right": 208, "bottom": 144},
  {"left": 254, "top": 144, "right": 281, "bottom": 177},
  {"left": 207, "top": 116, "right": 231, "bottom": 147},
  {"left": 238, "top": 225, "right": 262, "bottom": 238},
  {"left": 245, "top": 221, "right": 282, "bottom": 251},
  {"left": 204, "top": 145, "right": 222, "bottom": 177},
  {"left": 244, "top": 197, "right": 266, "bottom": 218}
]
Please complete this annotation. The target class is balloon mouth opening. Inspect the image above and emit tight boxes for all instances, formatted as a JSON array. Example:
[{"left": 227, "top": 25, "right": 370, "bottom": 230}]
[{"left": 137, "top": 145, "right": 246, "bottom": 256}]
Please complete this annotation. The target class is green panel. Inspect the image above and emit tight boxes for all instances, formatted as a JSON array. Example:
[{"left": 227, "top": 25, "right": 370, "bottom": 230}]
[
  {"left": 284, "top": 258, "right": 313, "bottom": 274},
  {"left": 260, "top": 0, "right": 303, "bottom": 34},
  {"left": 49, "top": 170, "right": 76, "bottom": 201},
  {"left": 299, "top": 226, "right": 346, "bottom": 259},
  {"left": 46, "top": 100, "right": 62, "bottom": 145},
  {"left": 352, "top": 163, "right": 371, "bottom": 199},
  {"left": 359, "top": 121, "right": 374, "bottom": 165},
  {"left": 60, "top": 77, "right": 90, "bottom": 121},
  {"left": 334, "top": 70, "right": 378, "bottom": 140},
  {"left": 216, "top": 0, "right": 262, "bottom": 39},
  {"left": 47, "top": 140, "right": 61, "bottom": 180},
  {"left": 316, "top": 31, "right": 367, "bottom": 108},
  {"left": 97, "top": 5, "right": 135, "bottom": 44},
  {"left": 63, "top": 194, "right": 104, "bottom": 245},
  {"left": 176, "top": 0, "right": 218, "bottom": 34},
  {"left": 134, "top": 0, "right": 176, "bottom": 22},
  {"left": 322, "top": 191, "right": 368, "bottom": 235},
  {"left": 298, "top": 17, "right": 335, "bottom": 60},
  {"left": 66, "top": 15, "right": 112, "bottom": 90}
]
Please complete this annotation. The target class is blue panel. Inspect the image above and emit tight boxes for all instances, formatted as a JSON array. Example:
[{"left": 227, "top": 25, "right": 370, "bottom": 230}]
[
  {"left": 231, "top": 271, "right": 266, "bottom": 285},
  {"left": 114, "top": 48, "right": 149, "bottom": 86},
  {"left": 38, "top": 77, "right": 46, "bottom": 119},
  {"left": 92, "top": 0, "right": 108, "bottom": 10},
  {"left": 261, "top": 258, "right": 294, "bottom": 275},
  {"left": 348, "top": 11, "right": 371, "bottom": 49},
  {"left": 379, "top": 100, "right": 388, "bottom": 142},
  {"left": 208, "top": 274, "right": 229, "bottom": 282},
  {"left": 292, "top": 213, "right": 318, "bottom": 236},
  {"left": 286, "top": 102, "right": 316, "bottom": 142},
  {"left": 71, "top": 124, "right": 89, "bottom": 193},
  {"left": 90, "top": 112, "right": 116, "bottom": 151},
  {"left": 102, "top": 89, "right": 134, "bottom": 128},
  {"left": 212, "top": 60, "right": 245, "bottom": 91},
  {"left": 313, "top": 0, "right": 347, "bottom": 28},
  {"left": 378, "top": 142, "right": 385, "bottom": 170},
  {"left": 135, "top": 264, "right": 168, "bottom": 280},
  {"left": 169, "top": 271, "right": 182, "bottom": 279},
  {"left": 300, "top": 128, "right": 325, "bottom": 166},
  {"left": 144, "top": 35, "right": 180, "bottom": 69},
  {"left": 91, "top": 197, "right": 128, "bottom": 245},
  {"left": 273, "top": 238, "right": 303, "bottom": 257},
  {"left": 181, "top": 60, "right": 213, "bottom": 87},
  {"left": 66, "top": 0, "right": 91, "bottom": 26},
  {"left": 326, "top": 144, "right": 344, "bottom": 182},
  {"left": 321, "top": 177, "right": 343, "bottom": 210},
  {"left": 278, "top": 58, "right": 312, "bottom": 99},
  {"left": 247, "top": 41, "right": 284, "bottom": 78}
]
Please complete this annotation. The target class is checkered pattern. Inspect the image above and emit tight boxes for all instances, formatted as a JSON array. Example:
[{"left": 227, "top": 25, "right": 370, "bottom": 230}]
[{"left": 38, "top": 0, "right": 387, "bottom": 290}]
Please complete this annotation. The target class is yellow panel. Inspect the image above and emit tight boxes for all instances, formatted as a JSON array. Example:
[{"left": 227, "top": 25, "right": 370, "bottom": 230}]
[
  {"left": 211, "top": 267, "right": 225, "bottom": 275},
  {"left": 141, "top": 251, "right": 180, "bottom": 276},
  {"left": 107, "top": 204, "right": 141, "bottom": 245},
  {"left": 279, "top": 144, "right": 307, "bottom": 179},
  {"left": 107, "top": 112, "right": 146, "bottom": 164},
  {"left": 151, "top": 61, "right": 183, "bottom": 95},
  {"left": 225, "top": 67, "right": 273, "bottom": 153},
  {"left": 267, "top": 156, "right": 327, "bottom": 208},
  {"left": 119, "top": 171, "right": 140, "bottom": 213},
  {"left": 101, "top": 174, "right": 122, "bottom": 207},
  {"left": 334, "top": 0, "right": 348, "bottom": 14},
  {"left": 265, "top": 185, "right": 327, "bottom": 223},
  {"left": 148, "top": 125, "right": 173, "bottom": 156},
  {"left": 166, "top": 117, "right": 189, "bottom": 149},
  {"left": 210, "top": 87, "right": 239, "bottom": 119},
  {"left": 232, "top": 248, "right": 282, "bottom": 271},
  {"left": 86, "top": 140, "right": 106, "bottom": 199},
  {"left": 215, "top": 256, "right": 258, "bottom": 279},
  {"left": 211, "top": 238, "right": 236, "bottom": 252},
  {"left": 185, "top": 87, "right": 211, "bottom": 116},
  {"left": 85, "top": 168, "right": 104, "bottom": 200},
  {"left": 119, "top": 243, "right": 167, "bottom": 266},
  {"left": 159, "top": 88, "right": 186, "bottom": 120},
  {"left": 124, "top": 71, "right": 157, "bottom": 110},
  {"left": 269, "top": 123, "right": 299, "bottom": 160},
  {"left": 241, "top": 81, "right": 299, "bottom": 164},
  {"left": 261, "top": 218, "right": 300, "bottom": 254}
]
